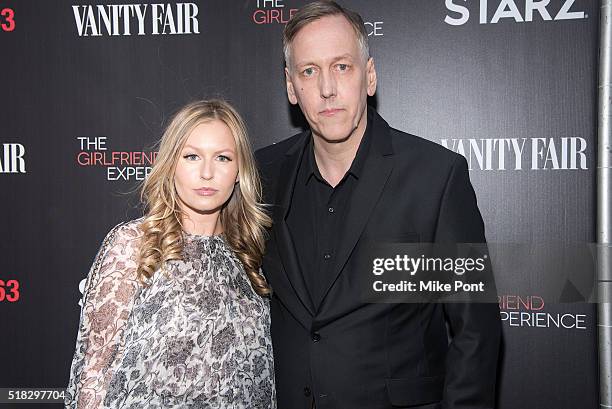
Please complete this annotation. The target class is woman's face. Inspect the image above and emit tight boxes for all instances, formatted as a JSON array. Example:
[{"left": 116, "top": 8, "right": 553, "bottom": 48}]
[{"left": 174, "top": 119, "right": 239, "bottom": 222}]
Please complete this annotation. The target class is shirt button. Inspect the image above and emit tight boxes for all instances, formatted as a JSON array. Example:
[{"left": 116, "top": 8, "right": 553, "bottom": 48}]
[
  {"left": 311, "top": 332, "right": 321, "bottom": 342},
  {"left": 324, "top": 253, "right": 331, "bottom": 260},
  {"left": 303, "top": 387, "right": 311, "bottom": 397},
  {"left": 328, "top": 207, "right": 334, "bottom": 213}
]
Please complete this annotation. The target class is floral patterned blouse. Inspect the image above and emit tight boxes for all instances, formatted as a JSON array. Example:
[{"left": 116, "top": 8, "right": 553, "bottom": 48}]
[{"left": 65, "top": 219, "right": 276, "bottom": 408}]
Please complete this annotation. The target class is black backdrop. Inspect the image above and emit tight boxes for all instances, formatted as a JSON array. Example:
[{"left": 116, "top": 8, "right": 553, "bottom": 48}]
[{"left": 0, "top": 1, "right": 599, "bottom": 408}]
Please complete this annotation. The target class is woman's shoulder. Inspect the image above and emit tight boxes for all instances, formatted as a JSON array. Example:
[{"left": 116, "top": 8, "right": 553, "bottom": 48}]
[
  {"left": 82, "top": 218, "right": 144, "bottom": 302},
  {"left": 102, "top": 217, "right": 144, "bottom": 250}
]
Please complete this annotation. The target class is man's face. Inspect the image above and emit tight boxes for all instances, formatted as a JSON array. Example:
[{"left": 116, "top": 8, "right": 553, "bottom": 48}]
[{"left": 285, "top": 15, "right": 377, "bottom": 143}]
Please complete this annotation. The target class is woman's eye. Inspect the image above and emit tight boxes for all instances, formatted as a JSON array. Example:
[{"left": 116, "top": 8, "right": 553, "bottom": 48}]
[
  {"left": 183, "top": 154, "right": 198, "bottom": 161},
  {"left": 217, "top": 155, "right": 232, "bottom": 162}
]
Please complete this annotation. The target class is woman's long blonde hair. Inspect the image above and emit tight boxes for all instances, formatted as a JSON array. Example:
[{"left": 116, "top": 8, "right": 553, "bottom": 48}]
[{"left": 137, "top": 99, "right": 272, "bottom": 296}]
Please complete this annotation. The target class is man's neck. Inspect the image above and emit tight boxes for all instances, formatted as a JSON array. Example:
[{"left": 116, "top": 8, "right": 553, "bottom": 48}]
[{"left": 312, "top": 114, "right": 367, "bottom": 188}]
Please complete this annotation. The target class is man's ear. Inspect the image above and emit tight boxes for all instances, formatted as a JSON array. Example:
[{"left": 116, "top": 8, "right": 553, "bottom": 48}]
[
  {"left": 285, "top": 67, "right": 298, "bottom": 105},
  {"left": 366, "top": 57, "right": 377, "bottom": 97}
]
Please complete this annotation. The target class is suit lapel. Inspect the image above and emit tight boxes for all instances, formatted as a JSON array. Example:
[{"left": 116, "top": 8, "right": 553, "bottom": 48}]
[
  {"left": 271, "top": 132, "right": 316, "bottom": 316},
  {"left": 315, "top": 110, "right": 395, "bottom": 310}
]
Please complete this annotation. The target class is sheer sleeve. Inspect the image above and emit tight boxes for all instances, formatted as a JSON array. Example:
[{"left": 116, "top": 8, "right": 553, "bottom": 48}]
[{"left": 65, "top": 221, "right": 142, "bottom": 408}]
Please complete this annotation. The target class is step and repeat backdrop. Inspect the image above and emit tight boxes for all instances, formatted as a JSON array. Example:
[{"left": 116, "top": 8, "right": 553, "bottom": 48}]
[{"left": 0, "top": 0, "right": 599, "bottom": 408}]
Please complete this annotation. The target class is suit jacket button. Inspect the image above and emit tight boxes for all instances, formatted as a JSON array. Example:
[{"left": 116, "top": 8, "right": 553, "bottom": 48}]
[
  {"left": 304, "top": 387, "right": 311, "bottom": 397},
  {"left": 311, "top": 332, "right": 321, "bottom": 342}
]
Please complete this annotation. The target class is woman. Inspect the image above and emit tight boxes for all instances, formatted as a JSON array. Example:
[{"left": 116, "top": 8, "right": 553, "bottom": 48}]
[{"left": 65, "top": 100, "right": 275, "bottom": 408}]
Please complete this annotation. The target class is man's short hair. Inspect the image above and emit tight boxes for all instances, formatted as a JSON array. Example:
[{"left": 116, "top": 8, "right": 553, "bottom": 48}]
[{"left": 283, "top": 0, "right": 370, "bottom": 70}]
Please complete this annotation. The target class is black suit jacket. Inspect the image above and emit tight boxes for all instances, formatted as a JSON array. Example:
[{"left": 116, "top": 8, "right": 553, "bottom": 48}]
[{"left": 255, "top": 107, "right": 501, "bottom": 409}]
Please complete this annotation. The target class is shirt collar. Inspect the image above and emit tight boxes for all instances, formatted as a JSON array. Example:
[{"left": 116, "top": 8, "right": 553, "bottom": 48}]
[{"left": 302, "top": 110, "right": 373, "bottom": 186}]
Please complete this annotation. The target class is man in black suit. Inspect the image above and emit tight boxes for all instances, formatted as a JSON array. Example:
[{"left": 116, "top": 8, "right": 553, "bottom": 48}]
[{"left": 255, "top": 2, "right": 501, "bottom": 408}]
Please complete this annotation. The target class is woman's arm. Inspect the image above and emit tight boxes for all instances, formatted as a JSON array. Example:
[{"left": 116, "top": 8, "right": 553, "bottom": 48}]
[{"left": 65, "top": 222, "right": 141, "bottom": 409}]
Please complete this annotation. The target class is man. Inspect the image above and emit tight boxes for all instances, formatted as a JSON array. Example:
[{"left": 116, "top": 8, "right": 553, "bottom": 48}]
[{"left": 255, "top": 2, "right": 501, "bottom": 408}]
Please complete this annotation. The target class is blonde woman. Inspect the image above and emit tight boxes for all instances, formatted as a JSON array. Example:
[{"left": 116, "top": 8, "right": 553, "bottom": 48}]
[{"left": 65, "top": 100, "right": 275, "bottom": 408}]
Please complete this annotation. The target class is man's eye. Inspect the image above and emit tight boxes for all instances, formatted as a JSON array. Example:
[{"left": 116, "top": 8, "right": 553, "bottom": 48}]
[
  {"left": 303, "top": 67, "right": 315, "bottom": 76},
  {"left": 217, "top": 155, "right": 232, "bottom": 162},
  {"left": 183, "top": 154, "right": 199, "bottom": 161},
  {"left": 337, "top": 64, "right": 349, "bottom": 71}
]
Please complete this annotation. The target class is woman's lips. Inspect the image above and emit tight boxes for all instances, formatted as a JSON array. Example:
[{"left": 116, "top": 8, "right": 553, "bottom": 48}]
[{"left": 194, "top": 187, "right": 218, "bottom": 196}]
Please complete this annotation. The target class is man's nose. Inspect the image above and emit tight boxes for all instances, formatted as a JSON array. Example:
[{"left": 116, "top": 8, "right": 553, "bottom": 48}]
[{"left": 319, "top": 70, "right": 337, "bottom": 99}]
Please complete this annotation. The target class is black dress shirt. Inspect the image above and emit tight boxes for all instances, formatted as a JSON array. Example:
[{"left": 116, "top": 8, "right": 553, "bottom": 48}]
[{"left": 286, "top": 121, "right": 372, "bottom": 307}]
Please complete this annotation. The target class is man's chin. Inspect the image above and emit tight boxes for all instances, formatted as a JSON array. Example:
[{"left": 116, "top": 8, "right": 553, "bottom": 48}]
[{"left": 313, "top": 127, "right": 356, "bottom": 144}]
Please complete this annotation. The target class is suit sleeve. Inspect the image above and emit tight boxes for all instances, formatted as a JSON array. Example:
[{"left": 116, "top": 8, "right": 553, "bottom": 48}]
[{"left": 433, "top": 156, "right": 502, "bottom": 409}]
